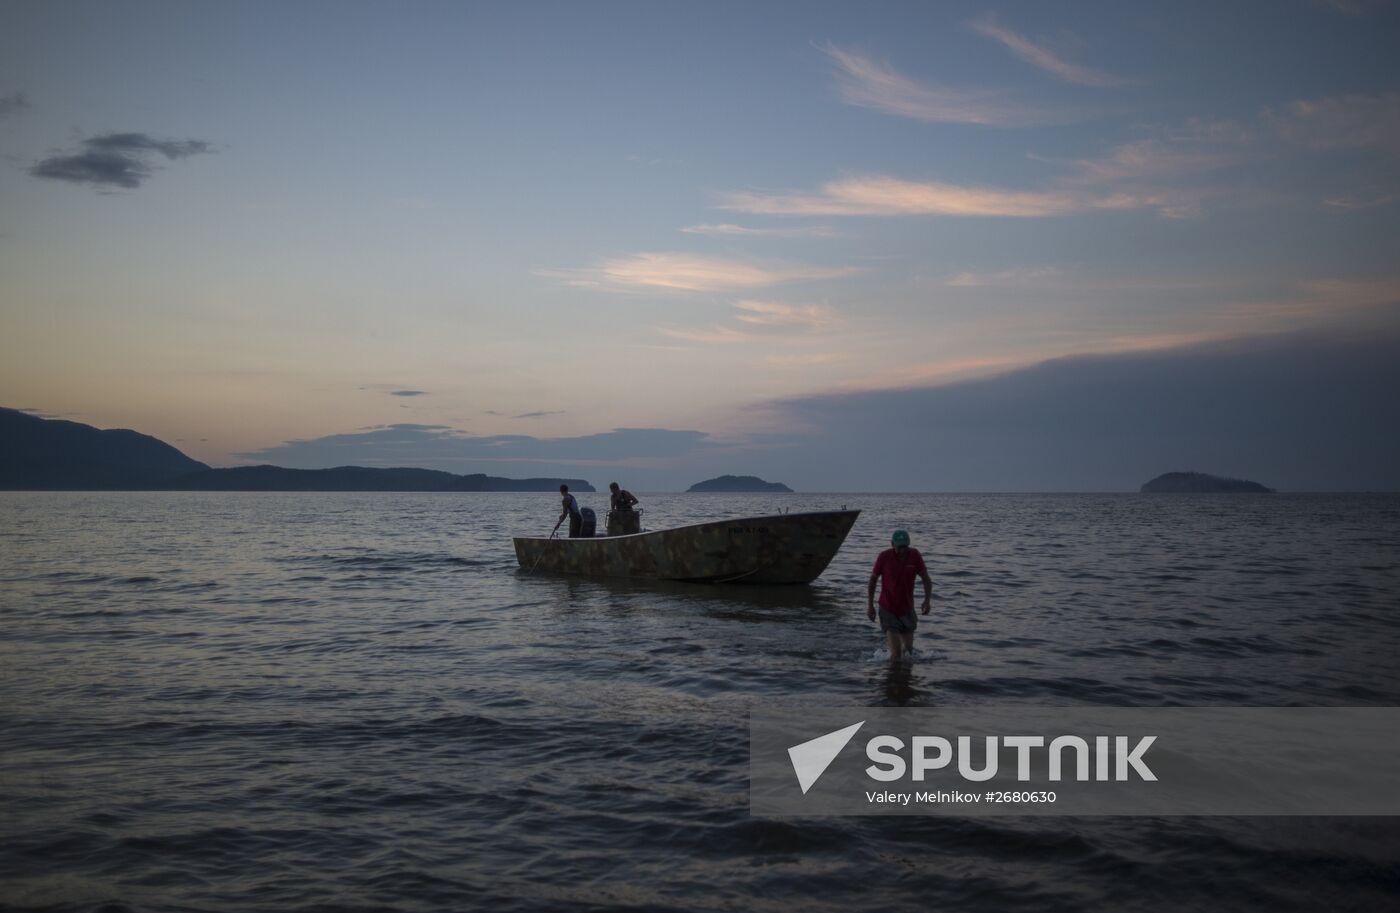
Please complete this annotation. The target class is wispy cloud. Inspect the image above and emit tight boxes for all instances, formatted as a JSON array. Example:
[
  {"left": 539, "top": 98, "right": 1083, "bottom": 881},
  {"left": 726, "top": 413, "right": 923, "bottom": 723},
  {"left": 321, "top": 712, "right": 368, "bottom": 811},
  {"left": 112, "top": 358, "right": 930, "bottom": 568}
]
[
  {"left": 0, "top": 92, "right": 30, "bottom": 119},
  {"left": 542, "top": 252, "right": 858, "bottom": 292},
  {"left": 679, "top": 222, "right": 838, "bottom": 238},
  {"left": 1073, "top": 134, "right": 1244, "bottom": 185},
  {"left": 657, "top": 298, "right": 843, "bottom": 348},
  {"left": 720, "top": 111, "right": 1266, "bottom": 223},
  {"left": 1323, "top": 192, "right": 1396, "bottom": 210},
  {"left": 765, "top": 352, "right": 848, "bottom": 368},
  {"left": 513, "top": 410, "right": 565, "bottom": 419},
  {"left": 390, "top": 390, "right": 428, "bottom": 397},
  {"left": 29, "top": 131, "right": 213, "bottom": 190},
  {"left": 1066, "top": 141, "right": 1219, "bottom": 218},
  {"left": 733, "top": 299, "right": 838, "bottom": 329},
  {"left": 945, "top": 266, "right": 1065, "bottom": 287},
  {"left": 820, "top": 44, "right": 1051, "bottom": 127},
  {"left": 1300, "top": 278, "right": 1400, "bottom": 309},
  {"left": 83, "top": 133, "right": 211, "bottom": 159},
  {"left": 238, "top": 424, "right": 716, "bottom": 470},
  {"left": 1267, "top": 93, "right": 1400, "bottom": 153},
  {"left": 718, "top": 174, "right": 1082, "bottom": 217},
  {"left": 944, "top": 266, "right": 1239, "bottom": 292},
  {"left": 655, "top": 325, "right": 755, "bottom": 344},
  {"left": 967, "top": 15, "right": 1122, "bottom": 87}
]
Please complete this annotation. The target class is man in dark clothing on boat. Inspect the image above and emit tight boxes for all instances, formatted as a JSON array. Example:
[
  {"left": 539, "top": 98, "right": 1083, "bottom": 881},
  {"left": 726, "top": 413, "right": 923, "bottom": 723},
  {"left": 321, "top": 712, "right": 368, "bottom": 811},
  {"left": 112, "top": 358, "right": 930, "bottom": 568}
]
[
  {"left": 608, "top": 482, "right": 638, "bottom": 512},
  {"left": 554, "top": 484, "right": 583, "bottom": 538},
  {"left": 867, "top": 530, "right": 932, "bottom": 660},
  {"left": 607, "top": 482, "right": 641, "bottom": 535}
]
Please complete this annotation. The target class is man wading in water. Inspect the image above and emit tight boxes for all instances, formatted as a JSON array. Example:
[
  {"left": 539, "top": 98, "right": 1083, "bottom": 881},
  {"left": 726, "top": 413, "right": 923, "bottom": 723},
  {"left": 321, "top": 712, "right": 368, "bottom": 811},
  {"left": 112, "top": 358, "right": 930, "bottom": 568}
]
[{"left": 867, "top": 530, "right": 932, "bottom": 661}]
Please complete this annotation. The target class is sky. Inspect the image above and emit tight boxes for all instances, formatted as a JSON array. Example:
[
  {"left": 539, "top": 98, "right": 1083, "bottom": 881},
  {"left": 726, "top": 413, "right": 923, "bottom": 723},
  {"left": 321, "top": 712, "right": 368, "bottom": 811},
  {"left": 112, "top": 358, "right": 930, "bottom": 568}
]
[{"left": 2, "top": 0, "right": 1398, "bottom": 490}]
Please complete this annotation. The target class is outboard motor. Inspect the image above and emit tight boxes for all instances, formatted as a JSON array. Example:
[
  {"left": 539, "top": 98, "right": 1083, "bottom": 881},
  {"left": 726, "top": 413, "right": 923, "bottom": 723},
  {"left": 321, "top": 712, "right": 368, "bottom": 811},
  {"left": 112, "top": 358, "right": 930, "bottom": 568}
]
[{"left": 579, "top": 507, "right": 596, "bottom": 538}]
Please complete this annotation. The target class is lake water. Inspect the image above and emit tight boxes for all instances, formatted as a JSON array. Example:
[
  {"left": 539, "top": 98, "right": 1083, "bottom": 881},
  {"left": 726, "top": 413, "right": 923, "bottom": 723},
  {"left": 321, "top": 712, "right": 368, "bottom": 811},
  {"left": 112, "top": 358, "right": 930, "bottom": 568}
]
[{"left": 2, "top": 491, "right": 1398, "bottom": 911}]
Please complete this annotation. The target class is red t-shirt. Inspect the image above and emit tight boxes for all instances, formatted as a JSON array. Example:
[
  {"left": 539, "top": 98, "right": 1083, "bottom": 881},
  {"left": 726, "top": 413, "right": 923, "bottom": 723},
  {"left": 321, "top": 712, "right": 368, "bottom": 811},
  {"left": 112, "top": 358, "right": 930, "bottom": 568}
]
[{"left": 872, "top": 547, "right": 927, "bottom": 615}]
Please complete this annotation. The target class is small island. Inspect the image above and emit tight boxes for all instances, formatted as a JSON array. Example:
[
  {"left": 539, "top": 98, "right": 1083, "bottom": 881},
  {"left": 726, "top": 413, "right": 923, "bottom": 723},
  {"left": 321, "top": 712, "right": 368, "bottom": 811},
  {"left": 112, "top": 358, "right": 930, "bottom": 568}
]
[
  {"left": 1140, "top": 471, "right": 1274, "bottom": 494},
  {"left": 686, "top": 474, "right": 792, "bottom": 493}
]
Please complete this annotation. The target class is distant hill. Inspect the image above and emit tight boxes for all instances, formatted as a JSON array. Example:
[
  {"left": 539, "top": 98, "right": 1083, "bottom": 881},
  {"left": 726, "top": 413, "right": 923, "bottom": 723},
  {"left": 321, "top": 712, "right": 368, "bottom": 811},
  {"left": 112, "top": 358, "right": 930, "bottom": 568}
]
[
  {"left": 0, "top": 407, "right": 592, "bottom": 492},
  {"left": 170, "top": 465, "right": 593, "bottom": 492},
  {"left": 1141, "top": 471, "right": 1274, "bottom": 493},
  {"left": 686, "top": 474, "right": 792, "bottom": 493},
  {"left": 0, "top": 407, "right": 209, "bottom": 488}
]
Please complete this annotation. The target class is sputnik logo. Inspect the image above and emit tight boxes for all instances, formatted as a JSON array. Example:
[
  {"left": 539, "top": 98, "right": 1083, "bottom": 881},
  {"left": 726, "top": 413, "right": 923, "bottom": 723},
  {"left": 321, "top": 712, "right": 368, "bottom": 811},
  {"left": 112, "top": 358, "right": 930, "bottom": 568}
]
[{"left": 787, "top": 721, "right": 865, "bottom": 794}]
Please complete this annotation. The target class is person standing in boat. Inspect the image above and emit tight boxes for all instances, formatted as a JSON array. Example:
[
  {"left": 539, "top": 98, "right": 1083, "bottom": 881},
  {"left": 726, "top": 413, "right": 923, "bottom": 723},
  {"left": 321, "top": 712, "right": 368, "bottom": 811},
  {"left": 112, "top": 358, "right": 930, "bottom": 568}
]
[
  {"left": 554, "top": 484, "right": 583, "bottom": 538},
  {"left": 608, "top": 482, "right": 638, "bottom": 512},
  {"left": 607, "top": 482, "right": 640, "bottom": 535},
  {"left": 867, "top": 530, "right": 932, "bottom": 661}
]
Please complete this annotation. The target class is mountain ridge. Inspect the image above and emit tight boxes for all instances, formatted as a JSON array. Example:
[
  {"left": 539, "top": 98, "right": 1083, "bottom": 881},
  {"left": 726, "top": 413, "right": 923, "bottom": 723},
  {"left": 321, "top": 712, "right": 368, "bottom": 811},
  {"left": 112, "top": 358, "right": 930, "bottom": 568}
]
[{"left": 0, "top": 408, "right": 592, "bottom": 491}]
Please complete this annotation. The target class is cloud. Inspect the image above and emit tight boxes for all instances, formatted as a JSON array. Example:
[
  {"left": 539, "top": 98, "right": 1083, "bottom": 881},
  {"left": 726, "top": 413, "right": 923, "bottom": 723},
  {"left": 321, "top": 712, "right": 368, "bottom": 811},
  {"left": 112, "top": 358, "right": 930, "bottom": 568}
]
[
  {"left": 732, "top": 299, "right": 838, "bottom": 329},
  {"left": 655, "top": 325, "right": 755, "bottom": 344},
  {"left": 754, "top": 332, "right": 1400, "bottom": 491},
  {"left": 764, "top": 352, "right": 848, "bottom": 368},
  {"left": 1073, "top": 134, "right": 1243, "bottom": 185},
  {"left": 1298, "top": 278, "right": 1400, "bottom": 310},
  {"left": 83, "top": 133, "right": 211, "bottom": 159},
  {"left": 542, "top": 252, "right": 858, "bottom": 292},
  {"left": 942, "top": 265, "right": 1238, "bottom": 293},
  {"left": 0, "top": 92, "right": 30, "bottom": 119},
  {"left": 679, "top": 223, "right": 839, "bottom": 238},
  {"left": 1323, "top": 192, "right": 1396, "bottom": 210},
  {"left": 513, "top": 410, "right": 565, "bottom": 419},
  {"left": 390, "top": 390, "right": 428, "bottom": 397},
  {"left": 967, "top": 15, "right": 1122, "bottom": 87},
  {"left": 29, "top": 131, "right": 213, "bottom": 189},
  {"left": 16, "top": 406, "right": 71, "bottom": 419},
  {"left": 232, "top": 336, "right": 1400, "bottom": 491},
  {"left": 820, "top": 44, "right": 1052, "bottom": 127},
  {"left": 718, "top": 114, "right": 1261, "bottom": 223},
  {"left": 720, "top": 91, "right": 1398, "bottom": 226},
  {"left": 945, "top": 266, "right": 1065, "bottom": 287},
  {"left": 30, "top": 151, "right": 151, "bottom": 189},
  {"left": 1267, "top": 93, "right": 1400, "bottom": 153},
  {"left": 658, "top": 298, "right": 842, "bottom": 346},
  {"left": 718, "top": 174, "right": 1082, "bottom": 217},
  {"left": 238, "top": 424, "right": 716, "bottom": 472}
]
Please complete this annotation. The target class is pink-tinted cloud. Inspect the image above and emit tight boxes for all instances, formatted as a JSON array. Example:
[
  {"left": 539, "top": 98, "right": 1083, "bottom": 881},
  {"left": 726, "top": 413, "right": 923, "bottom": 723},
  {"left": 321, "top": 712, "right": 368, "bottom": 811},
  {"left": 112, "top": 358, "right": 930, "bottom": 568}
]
[
  {"left": 732, "top": 299, "right": 838, "bottom": 329},
  {"left": 542, "top": 252, "right": 859, "bottom": 292},
  {"left": 820, "top": 44, "right": 1052, "bottom": 126},
  {"left": 967, "top": 15, "right": 1123, "bottom": 87},
  {"left": 1267, "top": 93, "right": 1400, "bottom": 153},
  {"left": 679, "top": 223, "right": 839, "bottom": 238},
  {"left": 718, "top": 174, "right": 1082, "bottom": 217}
]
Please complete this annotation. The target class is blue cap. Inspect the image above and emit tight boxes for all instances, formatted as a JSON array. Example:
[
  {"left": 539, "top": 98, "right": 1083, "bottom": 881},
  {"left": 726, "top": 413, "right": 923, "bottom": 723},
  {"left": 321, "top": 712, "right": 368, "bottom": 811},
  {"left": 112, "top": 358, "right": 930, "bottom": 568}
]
[{"left": 891, "top": 530, "right": 910, "bottom": 547}]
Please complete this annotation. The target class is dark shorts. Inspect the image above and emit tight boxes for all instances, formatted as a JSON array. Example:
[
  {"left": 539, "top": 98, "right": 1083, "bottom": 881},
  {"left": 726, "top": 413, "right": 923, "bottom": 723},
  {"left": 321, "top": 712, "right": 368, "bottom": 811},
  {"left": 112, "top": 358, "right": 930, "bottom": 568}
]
[
  {"left": 878, "top": 607, "right": 918, "bottom": 634},
  {"left": 568, "top": 513, "right": 582, "bottom": 538}
]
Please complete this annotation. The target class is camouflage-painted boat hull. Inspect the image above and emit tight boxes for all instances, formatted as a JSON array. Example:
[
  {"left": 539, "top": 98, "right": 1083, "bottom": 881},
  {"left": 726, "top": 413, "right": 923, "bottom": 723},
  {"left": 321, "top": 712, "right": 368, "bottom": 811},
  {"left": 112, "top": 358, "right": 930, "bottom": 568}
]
[{"left": 513, "top": 510, "right": 860, "bottom": 584}]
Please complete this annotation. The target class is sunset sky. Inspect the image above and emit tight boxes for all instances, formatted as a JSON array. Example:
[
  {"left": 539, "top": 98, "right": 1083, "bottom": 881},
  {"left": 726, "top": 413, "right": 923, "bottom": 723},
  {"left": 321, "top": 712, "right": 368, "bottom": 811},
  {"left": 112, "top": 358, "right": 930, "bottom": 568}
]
[{"left": 2, "top": 0, "right": 1398, "bottom": 490}]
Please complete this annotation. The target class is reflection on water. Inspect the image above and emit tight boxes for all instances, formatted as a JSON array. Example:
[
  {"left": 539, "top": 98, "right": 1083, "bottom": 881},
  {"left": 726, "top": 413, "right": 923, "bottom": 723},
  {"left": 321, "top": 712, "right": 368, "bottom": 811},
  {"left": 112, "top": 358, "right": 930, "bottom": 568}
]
[
  {"left": 878, "top": 658, "right": 922, "bottom": 706},
  {"left": 519, "top": 569, "right": 855, "bottom": 612}
]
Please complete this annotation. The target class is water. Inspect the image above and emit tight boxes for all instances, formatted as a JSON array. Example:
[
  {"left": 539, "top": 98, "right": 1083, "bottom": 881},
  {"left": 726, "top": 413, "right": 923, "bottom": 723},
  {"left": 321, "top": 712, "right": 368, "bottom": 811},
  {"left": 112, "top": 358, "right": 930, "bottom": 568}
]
[{"left": 2, "top": 492, "right": 1398, "bottom": 912}]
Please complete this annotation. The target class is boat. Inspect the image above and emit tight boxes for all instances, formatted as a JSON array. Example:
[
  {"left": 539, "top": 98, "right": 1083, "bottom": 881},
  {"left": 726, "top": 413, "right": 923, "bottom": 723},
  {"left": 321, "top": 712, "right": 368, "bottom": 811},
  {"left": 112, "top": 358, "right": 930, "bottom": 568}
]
[{"left": 513, "top": 509, "right": 860, "bottom": 584}]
